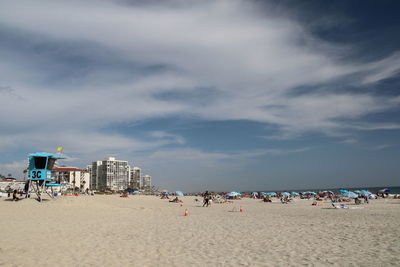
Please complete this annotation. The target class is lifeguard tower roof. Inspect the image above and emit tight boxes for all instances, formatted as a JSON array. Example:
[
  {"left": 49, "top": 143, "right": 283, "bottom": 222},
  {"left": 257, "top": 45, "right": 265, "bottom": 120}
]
[{"left": 29, "top": 152, "right": 65, "bottom": 159}]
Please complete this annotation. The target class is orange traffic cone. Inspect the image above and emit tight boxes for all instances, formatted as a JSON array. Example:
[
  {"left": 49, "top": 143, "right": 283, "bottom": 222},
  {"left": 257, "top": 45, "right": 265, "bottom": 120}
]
[
  {"left": 184, "top": 209, "right": 189, "bottom": 216},
  {"left": 240, "top": 206, "right": 244, "bottom": 213}
]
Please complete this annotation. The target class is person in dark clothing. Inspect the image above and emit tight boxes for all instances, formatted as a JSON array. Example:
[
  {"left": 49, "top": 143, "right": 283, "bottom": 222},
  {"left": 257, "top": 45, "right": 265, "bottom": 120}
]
[
  {"left": 24, "top": 180, "right": 30, "bottom": 198},
  {"left": 203, "top": 191, "right": 210, "bottom": 207},
  {"left": 13, "top": 189, "right": 20, "bottom": 201}
]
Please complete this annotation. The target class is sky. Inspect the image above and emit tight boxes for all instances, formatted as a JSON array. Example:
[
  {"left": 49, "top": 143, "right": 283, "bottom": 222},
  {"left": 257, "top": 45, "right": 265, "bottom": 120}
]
[{"left": 0, "top": 0, "right": 399, "bottom": 192}]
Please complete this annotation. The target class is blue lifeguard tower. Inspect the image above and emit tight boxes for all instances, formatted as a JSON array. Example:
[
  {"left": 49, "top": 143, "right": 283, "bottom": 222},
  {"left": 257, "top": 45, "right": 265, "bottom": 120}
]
[{"left": 28, "top": 152, "right": 64, "bottom": 201}]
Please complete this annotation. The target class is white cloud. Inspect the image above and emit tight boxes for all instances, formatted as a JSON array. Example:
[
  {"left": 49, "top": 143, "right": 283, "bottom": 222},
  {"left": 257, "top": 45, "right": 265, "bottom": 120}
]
[
  {"left": 361, "top": 52, "right": 400, "bottom": 84},
  {"left": 0, "top": 0, "right": 398, "bottom": 134},
  {"left": 149, "top": 131, "right": 186, "bottom": 145},
  {"left": 347, "top": 123, "right": 400, "bottom": 131},
  {"left": 0, "top": 160, "right": 28, "bottom": 178},
  {"left": 367, "top": 144, "right": 392, "bottom": 151},
  {"left": 337, "top": 138, "right": 358, "bottom": 144}
]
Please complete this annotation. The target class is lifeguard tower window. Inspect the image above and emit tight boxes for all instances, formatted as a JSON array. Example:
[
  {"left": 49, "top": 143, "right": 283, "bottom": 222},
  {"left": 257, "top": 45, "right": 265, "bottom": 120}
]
[
  {"left": 34, "top": 157, "right": 47, "bottom": 169},
  {"left": 47, "top": 158, "right": 56, "bottom": 170}
]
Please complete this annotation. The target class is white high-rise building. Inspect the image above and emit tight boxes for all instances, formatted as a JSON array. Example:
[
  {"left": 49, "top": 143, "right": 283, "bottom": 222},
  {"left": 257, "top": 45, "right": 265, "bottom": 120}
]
[
  {"left": 90, "top": 161, "right": 102, "bottom": 190},
  {"left": 130, "top": 167, "right": 141, "bottom": 189},
  {"left": 91, "top": 157, "right": 130, "bottom": 191},
  {"left": 142, "top": 175, "right": 151, "bottom": 191}
]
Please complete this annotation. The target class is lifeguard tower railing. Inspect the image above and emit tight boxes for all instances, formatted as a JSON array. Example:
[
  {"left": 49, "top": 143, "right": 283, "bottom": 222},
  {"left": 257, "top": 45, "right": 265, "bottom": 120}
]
[{"left": 28, "top": 152, "right": 64, "bottom": 201}]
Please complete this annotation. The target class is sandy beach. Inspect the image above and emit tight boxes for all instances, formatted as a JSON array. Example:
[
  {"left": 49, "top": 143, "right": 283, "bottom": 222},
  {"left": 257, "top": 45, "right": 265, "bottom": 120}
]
[{"left": 1, "top": 195, "right": 400, "bottom": 266}]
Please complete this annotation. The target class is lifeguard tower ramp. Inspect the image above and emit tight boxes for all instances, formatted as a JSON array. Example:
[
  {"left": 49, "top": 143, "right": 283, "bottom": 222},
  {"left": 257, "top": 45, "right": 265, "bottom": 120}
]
[{"left": 28, "top": 152, "right": 64, "bottom": 202}]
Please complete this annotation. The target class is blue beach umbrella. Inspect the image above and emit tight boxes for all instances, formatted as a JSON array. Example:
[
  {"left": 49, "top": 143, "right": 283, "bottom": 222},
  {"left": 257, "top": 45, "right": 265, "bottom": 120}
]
[
  {"left": 175, "top": 191, "right": 184, "bottom": 197},
  {"left": 281, "top": 192, "right": 290, "bottom": 196},
  {"left": 359, "top": 190, "right": 372, "bottom": 196},
  {"left": 291, "top": 192, "right": 299, "bottom": 196},
  {"left": 379, "top": 188, "right": 391, "bottom": 193},
  {"left": 265, "top": 192, "right": 277, "bottom": 196},
  {"left": 342, "top": 191, "right": 358, "bottom": 198},
  {"left": 339, "top": 189, "right": 348, "bottom": 193}
]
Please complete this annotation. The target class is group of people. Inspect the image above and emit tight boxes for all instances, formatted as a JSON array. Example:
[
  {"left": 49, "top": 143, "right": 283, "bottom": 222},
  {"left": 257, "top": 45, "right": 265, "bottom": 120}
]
[{"left": 280, "top": 195, "right": 292, "bottom": 204}]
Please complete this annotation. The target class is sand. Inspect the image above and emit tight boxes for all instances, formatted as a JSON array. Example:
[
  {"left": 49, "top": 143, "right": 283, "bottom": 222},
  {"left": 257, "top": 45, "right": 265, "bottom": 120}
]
[{"left": 1, "top": 195, "right": 400, "bottom": 266}]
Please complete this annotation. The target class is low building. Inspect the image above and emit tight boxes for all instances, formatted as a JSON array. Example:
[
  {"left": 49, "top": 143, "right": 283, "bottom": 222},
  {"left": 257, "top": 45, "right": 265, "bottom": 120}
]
[
  {"left": 0, "top": 178, "right": 25, "bottom": 192},
  {"left": 53, "top": 167, "right": 90, "bottom": 191}
]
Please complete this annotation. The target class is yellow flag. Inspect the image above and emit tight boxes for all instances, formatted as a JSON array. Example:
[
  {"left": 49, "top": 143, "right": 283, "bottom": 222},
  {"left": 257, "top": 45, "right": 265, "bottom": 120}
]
[{"left": 57, "top": 147, "right": 63, "bottom": 152}]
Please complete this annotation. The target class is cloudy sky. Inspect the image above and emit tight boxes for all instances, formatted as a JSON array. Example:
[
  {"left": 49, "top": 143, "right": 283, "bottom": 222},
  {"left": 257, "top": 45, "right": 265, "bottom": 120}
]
[{"left": 0, "top": 0, "right": 399, "bottom": 191}]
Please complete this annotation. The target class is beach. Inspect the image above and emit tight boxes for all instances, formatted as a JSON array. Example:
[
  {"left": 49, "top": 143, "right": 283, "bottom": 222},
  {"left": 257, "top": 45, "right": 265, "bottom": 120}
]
[{"left": 1, "top": 195, "right": 400, "bottom": 266}]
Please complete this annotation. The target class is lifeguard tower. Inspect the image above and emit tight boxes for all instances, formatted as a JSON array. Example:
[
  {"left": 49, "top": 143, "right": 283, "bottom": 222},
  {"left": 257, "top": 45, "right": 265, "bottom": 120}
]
[{"left": 28, "top": 152, "right": 64, "bottom": 202}]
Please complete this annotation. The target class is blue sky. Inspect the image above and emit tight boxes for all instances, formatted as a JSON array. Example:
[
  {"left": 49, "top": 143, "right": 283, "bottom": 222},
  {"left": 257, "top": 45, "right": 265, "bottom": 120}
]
[{"left": 0, "top": 0, "right": 399, "bottom": 191}]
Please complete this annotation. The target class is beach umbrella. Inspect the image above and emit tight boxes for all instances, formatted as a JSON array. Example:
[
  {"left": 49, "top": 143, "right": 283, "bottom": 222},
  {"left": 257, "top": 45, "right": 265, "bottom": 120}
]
[
  {"left": 354, "top": 190, "right": 361, "bottom": 194},
  {"left": 291, "top": 192, "right": 299, "bottom": 196},
  {"left": 341, "top": 191, "right": 358, "bottom": 198},
  {"left": 359, "top": 190, "right": 372, "bottom": 196},
  {"left": 302, "top": 191, "right": 316, "bottom": 195},
  {"left": 265, "top": 192, "right": 277, "bottom": 196},
  {"left": 132, "top": 190, "right": 141, "bottom": 194},
  {"left": 339, "top": 189, "right": 348, "bottom": 193},
  {"left": 227, "top": 191, "right": 240, "bottom": 197},
  {"left": 281, "top": 192, "right": 290, "bottom": 196},
  {"left": 379, "top": 188, "right": 391, "bottom": 193},
  {"left": 251, "top": 192, "right": 259, "bottom": 197},
  {"left": 175, "top": 191, "right": 184, "bottom": 197}
]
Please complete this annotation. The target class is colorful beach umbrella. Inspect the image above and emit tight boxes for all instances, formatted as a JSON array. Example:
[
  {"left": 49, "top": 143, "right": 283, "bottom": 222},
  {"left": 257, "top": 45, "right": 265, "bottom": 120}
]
[{"left": 339, "top": 189, "right": 348, "bottom": 193}]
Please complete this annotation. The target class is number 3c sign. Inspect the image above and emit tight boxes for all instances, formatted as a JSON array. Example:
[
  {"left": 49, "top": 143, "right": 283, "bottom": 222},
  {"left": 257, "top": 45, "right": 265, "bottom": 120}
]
[{"left": 31, "top": 170, "right": 42, "bottom": 179}]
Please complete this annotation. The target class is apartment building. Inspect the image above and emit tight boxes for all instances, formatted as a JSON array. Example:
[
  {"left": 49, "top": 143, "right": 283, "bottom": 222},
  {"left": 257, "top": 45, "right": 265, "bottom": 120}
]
[{"left": 91, "top": 157, "right": 130, "bottom": 191}]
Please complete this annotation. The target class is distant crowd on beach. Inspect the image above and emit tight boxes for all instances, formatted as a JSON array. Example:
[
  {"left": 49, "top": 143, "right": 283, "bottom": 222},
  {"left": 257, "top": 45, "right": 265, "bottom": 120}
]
[
  {"left": 156, "top": 189, "right": 400, "bottom": 208},
  {"left": 2, "top": 185, "right": 399, "bottom": 204}
]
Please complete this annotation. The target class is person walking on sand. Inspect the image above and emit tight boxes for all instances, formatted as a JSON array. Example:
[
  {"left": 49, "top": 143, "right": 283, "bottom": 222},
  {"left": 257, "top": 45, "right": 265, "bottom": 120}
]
[{"left": 203, "top": 191, "right": 210, "bottom": 207}]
